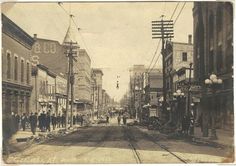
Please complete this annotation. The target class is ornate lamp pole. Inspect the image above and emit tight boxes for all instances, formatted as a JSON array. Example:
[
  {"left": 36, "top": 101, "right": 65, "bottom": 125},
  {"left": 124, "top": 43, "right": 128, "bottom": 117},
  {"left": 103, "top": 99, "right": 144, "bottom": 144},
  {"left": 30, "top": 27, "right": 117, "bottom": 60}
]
[
  {"left": 204, "top": 74, "right": 223, "bottom": 140},
  {"left": 173, "top": 89, "right": 185, "bottom": 128}
]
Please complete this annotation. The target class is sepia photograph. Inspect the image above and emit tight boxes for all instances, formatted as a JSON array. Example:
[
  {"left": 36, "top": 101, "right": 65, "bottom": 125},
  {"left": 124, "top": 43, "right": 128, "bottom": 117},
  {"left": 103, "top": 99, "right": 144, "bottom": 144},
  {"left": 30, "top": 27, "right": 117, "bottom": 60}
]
[{"left": 1, "top": 1, "right": 234, "bottom": 164}]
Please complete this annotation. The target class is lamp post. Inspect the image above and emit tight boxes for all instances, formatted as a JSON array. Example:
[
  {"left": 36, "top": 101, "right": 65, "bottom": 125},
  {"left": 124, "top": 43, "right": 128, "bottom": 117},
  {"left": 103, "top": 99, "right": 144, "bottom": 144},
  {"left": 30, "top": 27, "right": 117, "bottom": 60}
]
[
  {"left": 204, "top": 74, "right": 223, "bottom": 140},
  {"left": 173, "top": 89, "right": 185, "bottom": 128}
]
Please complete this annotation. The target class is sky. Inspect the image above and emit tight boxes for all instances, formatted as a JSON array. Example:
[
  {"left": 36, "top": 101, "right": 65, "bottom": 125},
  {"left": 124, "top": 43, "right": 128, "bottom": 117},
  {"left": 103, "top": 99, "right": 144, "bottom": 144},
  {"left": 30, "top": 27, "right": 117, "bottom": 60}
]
[{"left": 2, "top": 2, "right": 193, "bottom": 101}]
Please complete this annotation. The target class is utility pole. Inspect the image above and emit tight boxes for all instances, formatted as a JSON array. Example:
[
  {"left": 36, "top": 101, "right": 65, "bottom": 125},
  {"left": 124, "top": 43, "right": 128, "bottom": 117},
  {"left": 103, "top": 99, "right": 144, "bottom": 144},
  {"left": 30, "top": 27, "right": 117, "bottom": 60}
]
[
  {"left": 187, "top": 63, "right": 193, "bottom": 115},
  {"left": 64, "top": 40, "right": 78, "bottom": 130},
  {"left": 152, "top": 16, "right": 174, "bottom": 118}
]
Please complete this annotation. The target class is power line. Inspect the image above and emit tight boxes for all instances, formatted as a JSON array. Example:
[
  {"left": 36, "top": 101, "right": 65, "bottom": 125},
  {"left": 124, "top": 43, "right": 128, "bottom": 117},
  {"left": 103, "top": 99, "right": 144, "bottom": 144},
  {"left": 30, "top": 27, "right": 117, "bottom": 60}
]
[
  {"left": 147, "top": 2, "right": 180, "bottom": 74},
  {"left": 169, "top": 2, "right": 180, "bottom": 20},
  {"left": 58, "top": 3, "right": 94, "bottom": 59},
  {"left": 147, "top": 39, "right": 161, "bottom": 73},
  {"left": 174, "top": 2, "right": 186, "bottom": 25}
]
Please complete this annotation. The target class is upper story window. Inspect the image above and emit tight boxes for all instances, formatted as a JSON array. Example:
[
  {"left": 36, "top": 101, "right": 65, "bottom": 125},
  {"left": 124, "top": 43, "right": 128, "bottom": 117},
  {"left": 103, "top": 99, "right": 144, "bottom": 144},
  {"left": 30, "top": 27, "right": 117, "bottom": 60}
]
[
  {"left": 26, "top": 62, "right": 30, "bottom": 84},
  {"left": 14, "top": 56, "right": 18, "bottom": 81},
  {"left": 182, "top": 52, "right": 187, "bottom": 61},
  {"left": 21, "top": 59, "right": 24, "bottom": 82},
  {"left": 7, "top": 53, "right": 11, "bottom": 79}
]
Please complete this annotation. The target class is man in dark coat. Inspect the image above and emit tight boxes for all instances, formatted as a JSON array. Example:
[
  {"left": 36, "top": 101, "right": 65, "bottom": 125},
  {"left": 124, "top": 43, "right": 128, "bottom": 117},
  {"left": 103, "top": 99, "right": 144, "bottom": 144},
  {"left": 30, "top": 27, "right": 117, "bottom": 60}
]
[
  {"left": 62, "top": 114, "right": 66, "bottom": 127},
  {"left": 38, "top": 113, "right": 43, "bottom": 131},
  {"left": 30, "top": 113, "right": 38, "bottom": 135},
  {"left": 15, "top": 113, "right": 20, "bottom": 131},
  {"left": 122, "top": 116, "right": 127, "bottom": 125},
  {"left": 52, "top": 113, "right": 57, "bottom": 130},
  {"left": 57, "top": 113, "right": 61, "bottom": 128},
  {"left": 73, "top": 115, "right": 76, "bottom": 125},
  {"left": 45, "top": 112, "right": 51, "bottom": 132},
  {"left": 41, "top": 111, "right": 46, "bottom": 132},
  {"left": 76, "top": 114, "right": 79, "bottom": 124}
]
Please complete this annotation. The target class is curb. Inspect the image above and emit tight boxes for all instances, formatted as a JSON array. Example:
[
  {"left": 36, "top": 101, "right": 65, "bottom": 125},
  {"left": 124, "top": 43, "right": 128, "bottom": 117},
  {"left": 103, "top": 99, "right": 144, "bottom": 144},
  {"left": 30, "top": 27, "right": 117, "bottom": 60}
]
[{"left": 5, "top": 127, "right": 80, "bottom": 155}]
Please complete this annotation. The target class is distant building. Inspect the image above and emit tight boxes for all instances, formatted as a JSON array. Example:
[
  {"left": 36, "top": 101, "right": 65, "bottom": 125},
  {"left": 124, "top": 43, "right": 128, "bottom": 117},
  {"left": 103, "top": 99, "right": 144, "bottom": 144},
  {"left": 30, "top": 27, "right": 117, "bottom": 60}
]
[
  {"left": 2, "top": 14, "right": 35, "bottom": 117},
  {"left": 193, "top": 2, "right": 233, "bottom": 135},
  {"left": 92, "top": 68, "right": 103, "bottom": 117},
  {"left": 74, "top": 49, "right": 92, "bottom": 113},
  {"left": 164, "top": 35, "right": 194, "bottom": 99},
  {"left": 129, "top": 65, "right": 146, "bottom": 118}
]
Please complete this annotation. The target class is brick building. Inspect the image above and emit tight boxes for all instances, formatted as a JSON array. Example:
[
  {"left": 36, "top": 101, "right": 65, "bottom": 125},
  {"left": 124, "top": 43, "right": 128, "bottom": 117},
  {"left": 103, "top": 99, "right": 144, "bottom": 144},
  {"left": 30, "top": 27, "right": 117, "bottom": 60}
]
[
  {"left": 193, "top": 2, "right": 233, "bottom": 136},
  {"left": 164, "top": 36, "right": 194, "bottom": 100},
  {"left": 92, "top": 68, "right": 104, "bottom": 117},
  {"left": 2, "top": 14, "right": 34, "bottom": 117}
]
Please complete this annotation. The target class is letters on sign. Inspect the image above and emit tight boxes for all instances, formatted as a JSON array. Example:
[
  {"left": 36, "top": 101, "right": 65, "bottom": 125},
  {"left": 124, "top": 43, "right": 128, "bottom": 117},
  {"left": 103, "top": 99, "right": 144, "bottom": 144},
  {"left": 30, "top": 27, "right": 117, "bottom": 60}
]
[{"left": 33, "top": 42, "right": 57, "bottom": 54}]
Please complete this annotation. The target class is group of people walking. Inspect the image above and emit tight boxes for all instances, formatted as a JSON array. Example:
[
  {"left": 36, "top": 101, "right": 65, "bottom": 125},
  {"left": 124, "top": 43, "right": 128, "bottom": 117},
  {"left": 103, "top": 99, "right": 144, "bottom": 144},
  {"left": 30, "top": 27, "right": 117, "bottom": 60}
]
[
  {"left": 117, "top": 115, "right": 127, "bottom": 125},
  {"left": 10, "top": 111, "right": 86, "bottom": 135}
]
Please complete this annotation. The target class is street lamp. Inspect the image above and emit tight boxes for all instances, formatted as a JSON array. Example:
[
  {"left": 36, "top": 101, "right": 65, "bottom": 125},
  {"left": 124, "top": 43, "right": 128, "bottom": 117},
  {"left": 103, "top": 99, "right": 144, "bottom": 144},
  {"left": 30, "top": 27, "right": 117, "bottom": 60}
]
[
  {"left": 173, "top": 89, "right": 185, "bottom": 128},
  {"left": 204, "top": 74, "right": 223, "bottom": 140}
]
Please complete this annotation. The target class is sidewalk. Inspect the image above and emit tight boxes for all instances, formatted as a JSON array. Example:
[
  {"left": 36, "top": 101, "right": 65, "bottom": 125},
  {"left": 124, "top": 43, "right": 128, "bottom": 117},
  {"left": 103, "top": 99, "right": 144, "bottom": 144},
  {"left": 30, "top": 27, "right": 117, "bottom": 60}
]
[
  {"left": 5, "top": 124, "right": 82, "bottom": 154},
  {"left": 193, "top": 127, "right": 234, "bottom": 148}
]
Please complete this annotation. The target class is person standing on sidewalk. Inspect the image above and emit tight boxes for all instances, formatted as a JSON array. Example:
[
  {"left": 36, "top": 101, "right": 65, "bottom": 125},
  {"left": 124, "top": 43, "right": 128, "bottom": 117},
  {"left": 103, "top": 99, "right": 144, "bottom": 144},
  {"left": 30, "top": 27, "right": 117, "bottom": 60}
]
[
  {"left": 41, "top": 111, "right": 46, "bottom": 132},
  {"left": 45, "top": 112, "right": 51, "bottom": 132},
  {"left": 57, "top": 113, "right": 61, "bottom": 128},
  {"left": 30, "top": 113, "right": 37, "bottom": 135},
  {"left": 52, "top": 113, "right": 57, "bottom": 130}
]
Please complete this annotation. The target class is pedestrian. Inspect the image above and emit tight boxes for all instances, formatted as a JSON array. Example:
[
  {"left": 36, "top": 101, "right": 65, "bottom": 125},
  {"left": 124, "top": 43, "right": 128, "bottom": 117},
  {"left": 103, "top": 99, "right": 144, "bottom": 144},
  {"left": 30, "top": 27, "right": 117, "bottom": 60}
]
[
  {"left": 52, "top": 113, "right": 57, "bottom": 130},
  {"left": 117, "top": 115, "right": 121, "bottom": 126},
  {"left": 73, "top": 115, "right": 76, "bottom": 125},
  {"left": 41, "top": 111, "right": 46, "bottom": 132},
  {"left": 45, "top": 112, "right": 51, "bottom": 132},
  {"left": 30, "top": 113, "right": 37, "bottom": 135},
  {"left": 122, "top": 116, "right": 127, "bottom": 125},
  {"left": 106, "top": 115, "right": 109, "bottom": 124},
  {"left": 61, "top": 114, "right": 66, "bottom": 127},
  {"left": 80, "top": 115, "right": 84, "bottom": 126},
  {"left": 15, "top": 113, "right": 20, "bottom": 131},
  {"left": 21, "top": 113, "right": 27, "bottom": 131},
  {"left": 57, "top": 113, "right": 61, "bottom": 128},
  {"left": 76, "top": 113, "right": 79, "bottom": 124}
]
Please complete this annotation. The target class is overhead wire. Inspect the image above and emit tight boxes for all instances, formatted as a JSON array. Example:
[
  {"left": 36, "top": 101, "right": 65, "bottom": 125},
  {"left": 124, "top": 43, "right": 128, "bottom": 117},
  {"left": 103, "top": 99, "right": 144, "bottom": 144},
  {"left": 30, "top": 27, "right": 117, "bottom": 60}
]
[
  {"left": 58, "top": 2, "right": 94, "bottom": 61},
  {"left": 148, "top": 2, "right": 181, "bottom": 74},
  {"left": 174, "top": 2, "right": 186, "bottom": 25}
]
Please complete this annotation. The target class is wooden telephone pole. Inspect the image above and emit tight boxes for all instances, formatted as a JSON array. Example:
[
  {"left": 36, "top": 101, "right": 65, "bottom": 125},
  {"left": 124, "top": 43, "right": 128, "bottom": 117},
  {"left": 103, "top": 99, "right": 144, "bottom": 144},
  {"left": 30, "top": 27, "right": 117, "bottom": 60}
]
[
  {"left": 64, "top": 41, "right": 78, "bottom": 130},
  {"left": 152, "top": 16, "right": 174, "bottom": 115}
]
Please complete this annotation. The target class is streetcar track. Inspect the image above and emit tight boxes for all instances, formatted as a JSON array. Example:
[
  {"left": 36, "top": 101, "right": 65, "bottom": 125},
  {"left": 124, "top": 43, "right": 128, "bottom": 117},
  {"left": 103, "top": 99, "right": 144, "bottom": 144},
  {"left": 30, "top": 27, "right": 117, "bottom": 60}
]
[
  {"left": 75, "top": 127, "right": 112, "bottom": 158},
  {"left": 134, "top": 126, "right": 187, "bottom": 164},
  {"left": 122, "top": 126, "right": 142, "bottom": 164}
]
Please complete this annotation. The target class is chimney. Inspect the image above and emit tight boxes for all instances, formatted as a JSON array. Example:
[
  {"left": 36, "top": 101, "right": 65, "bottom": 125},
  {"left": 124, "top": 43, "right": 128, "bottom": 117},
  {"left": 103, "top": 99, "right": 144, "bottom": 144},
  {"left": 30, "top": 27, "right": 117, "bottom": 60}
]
[
  {"left": 188, "top": 34, "right": 192, "bottom": 44},
  {"left": 33, "top": 34, "right": 37, "bottom": 40}
]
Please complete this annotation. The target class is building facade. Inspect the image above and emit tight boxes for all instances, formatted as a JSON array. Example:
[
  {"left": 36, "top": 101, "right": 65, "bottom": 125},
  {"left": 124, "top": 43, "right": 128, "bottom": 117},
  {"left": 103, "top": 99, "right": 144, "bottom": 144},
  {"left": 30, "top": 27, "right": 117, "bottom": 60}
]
[
  {"left": 74, "top": 49, "right": 92, "bottom": 113},
  {"left": 144, "top": 69, "right": 163, "bottom": 117},
  {"left": 193, "top": 2, "right": 233, "bottom": 136},
  {"left": 92, "top": 68, "right": 103, "bottom": 117},
  {"left": 165, "top": 36, "right": 194, "bottom": 99},
  {"left": 2, "top": 14, "right": 34, "bottom": 117},
  {"left": 31, "top": 64, "right": 57, "bottom": 113}
]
